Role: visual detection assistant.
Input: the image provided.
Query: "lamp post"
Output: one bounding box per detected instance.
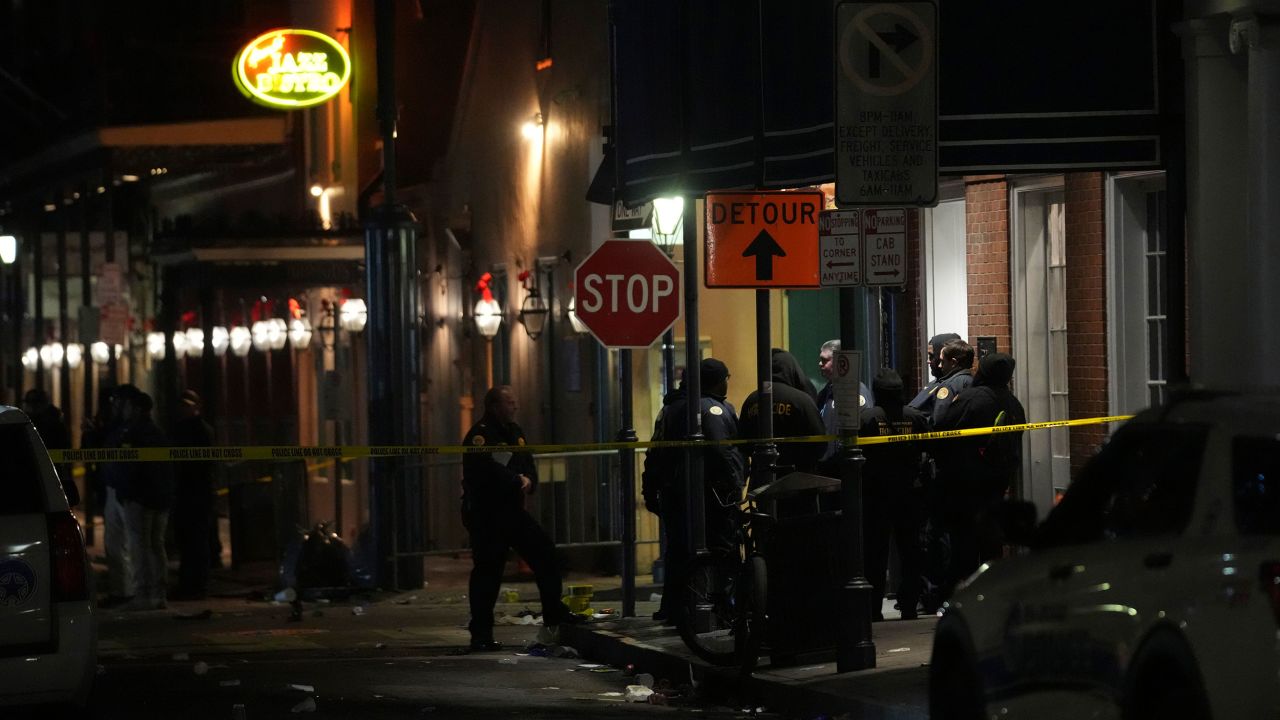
[1,233,16,402]
[473,290,502,388]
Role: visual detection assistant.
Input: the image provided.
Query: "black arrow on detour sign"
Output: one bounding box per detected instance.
[868,23,918,79]
[742,229,786,281]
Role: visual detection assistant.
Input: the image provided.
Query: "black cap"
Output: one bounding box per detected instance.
[927,333,961,354]
[700,358,729,388]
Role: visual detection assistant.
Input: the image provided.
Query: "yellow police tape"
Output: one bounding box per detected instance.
[48,414,1133,464]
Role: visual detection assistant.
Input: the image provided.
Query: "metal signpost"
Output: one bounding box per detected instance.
[573,239,682,618]
[835,1,939,207]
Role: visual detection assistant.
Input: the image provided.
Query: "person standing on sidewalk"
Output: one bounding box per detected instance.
[461,385,579,651]
[22,388,78,507]
[859,368,930,620]
[641,358,745,625]
[116,390,174,611]
[93,384,137,607]
[170,389,216,600]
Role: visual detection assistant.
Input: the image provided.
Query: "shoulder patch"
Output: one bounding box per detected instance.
[708,405,724,416]
[936,387,950,400]
[471,435,486,446]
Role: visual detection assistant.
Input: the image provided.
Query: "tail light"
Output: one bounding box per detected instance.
[47,512,89,602]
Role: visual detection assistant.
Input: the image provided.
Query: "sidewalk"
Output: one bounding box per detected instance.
[561,594,933,720]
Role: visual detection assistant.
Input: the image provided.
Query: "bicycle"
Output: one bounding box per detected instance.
[676,483,775,672]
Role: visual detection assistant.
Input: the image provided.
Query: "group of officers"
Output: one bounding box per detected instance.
[457,334,1026,649]
[639,333,1027,623]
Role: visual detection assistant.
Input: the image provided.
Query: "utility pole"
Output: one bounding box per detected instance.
[367,0,424,590]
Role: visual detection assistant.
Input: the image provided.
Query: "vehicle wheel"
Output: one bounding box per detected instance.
[735,554,767,673]
[1122,630,1211,720]
[678,551,743,666]
[928,627,984,720]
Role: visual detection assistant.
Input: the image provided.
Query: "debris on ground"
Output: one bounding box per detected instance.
[274,588,298,603]
[351,606,366,616]
[625,685,654,702]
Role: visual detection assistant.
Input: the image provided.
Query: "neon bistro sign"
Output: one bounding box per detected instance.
[234,29,351,109]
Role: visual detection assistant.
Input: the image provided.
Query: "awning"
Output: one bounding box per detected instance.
[606,0,1169,205]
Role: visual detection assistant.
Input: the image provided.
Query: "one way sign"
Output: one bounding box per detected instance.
[705,191,823,288]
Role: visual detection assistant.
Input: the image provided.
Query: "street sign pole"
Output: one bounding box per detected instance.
[618,348,637,618]
[683,194,706,555]
[752,288,777,520]
[837,289,876,672]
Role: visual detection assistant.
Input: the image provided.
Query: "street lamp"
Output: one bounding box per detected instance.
[185,327,205,357]
[65,343,83,370]
[518,286,549,340]
[229,325,252,357]
[339,298,367,333]
[146,331,167,360]
[211,326,230,357]
[0,234,16,265]
[652,196,684,249]
[288,317,313,348]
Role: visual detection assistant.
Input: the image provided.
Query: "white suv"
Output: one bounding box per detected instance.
[930,392,1280,720]
[0,405,96,709]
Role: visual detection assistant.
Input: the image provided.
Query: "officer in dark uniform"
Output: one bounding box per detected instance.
[908,334,974,612]
[641,358,745,624]
[461,385,576,651]
[859,368,930,621]
[739,349,827,474]
[934,352,1026,601]
[908,333,974,425]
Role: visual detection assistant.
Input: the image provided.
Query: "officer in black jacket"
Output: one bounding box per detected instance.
[461,385,576,651]
[859,368,931,620]
[934,352,1027,600]
[739,349,827,474]
[641,358,745,624]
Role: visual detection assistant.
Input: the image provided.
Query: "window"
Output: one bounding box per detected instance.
[1036,422,1208,547]
[1233,436,1280,535]
[0,425,45,515]
[1144,190,1168,406]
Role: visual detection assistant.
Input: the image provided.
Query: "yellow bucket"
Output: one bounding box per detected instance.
[562,584,593,615]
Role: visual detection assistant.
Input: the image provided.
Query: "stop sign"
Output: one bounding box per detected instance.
[574,240,681,348]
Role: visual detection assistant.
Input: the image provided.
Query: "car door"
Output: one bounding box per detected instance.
[999,421,1209,704]
[0,420,55,654]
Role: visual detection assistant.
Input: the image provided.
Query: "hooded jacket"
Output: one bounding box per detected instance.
[935,352,1027,497]
[739,349,826,474]
[858,369,931,489]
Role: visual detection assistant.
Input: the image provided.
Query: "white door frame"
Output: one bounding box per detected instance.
[1106,170,1167,417]
[1010,175,1067,512]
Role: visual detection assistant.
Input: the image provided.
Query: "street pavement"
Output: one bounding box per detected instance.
[66,553,932,719]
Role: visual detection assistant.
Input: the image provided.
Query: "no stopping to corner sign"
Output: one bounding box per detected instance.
[573,239,681,349]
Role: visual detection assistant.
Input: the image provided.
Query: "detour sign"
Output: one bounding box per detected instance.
[704,191,823,288]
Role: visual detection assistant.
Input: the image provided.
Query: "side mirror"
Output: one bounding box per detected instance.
[996,500,1038,547]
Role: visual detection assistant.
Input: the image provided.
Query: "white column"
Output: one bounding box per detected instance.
[1234,16,1280,388]
[1180,16,1249,388]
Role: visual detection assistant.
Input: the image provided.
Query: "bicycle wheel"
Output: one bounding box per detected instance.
[735,553,768,672]
[678,551,743,666]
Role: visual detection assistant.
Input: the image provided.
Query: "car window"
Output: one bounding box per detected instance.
[0,424,45,515]
[1233,436,1280,535]
[1036,423,1209,547]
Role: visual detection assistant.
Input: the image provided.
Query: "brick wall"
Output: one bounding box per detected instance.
[1064,172,1108,474]
[965,176,1012,351]
[903,207,923,390]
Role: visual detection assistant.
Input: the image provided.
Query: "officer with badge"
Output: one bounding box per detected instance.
[461,385,578,651]
[908,332,975,425]
[641,358,745,624]
[908,334,975,613]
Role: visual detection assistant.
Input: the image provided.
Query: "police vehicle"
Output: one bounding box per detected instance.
[0,405,96,709]
[930,392,1280,720]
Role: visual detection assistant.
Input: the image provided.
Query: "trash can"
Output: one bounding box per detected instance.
[748,471,844,667]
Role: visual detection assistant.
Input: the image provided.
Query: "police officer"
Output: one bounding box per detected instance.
[908,334,974,612]
[641,358,745,624]
[816,339,874,470]
[934,352,1026,601]
[908,334,974,426]
[461,385,577,651]
[740,349,827,474]
[859,368,930,621]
